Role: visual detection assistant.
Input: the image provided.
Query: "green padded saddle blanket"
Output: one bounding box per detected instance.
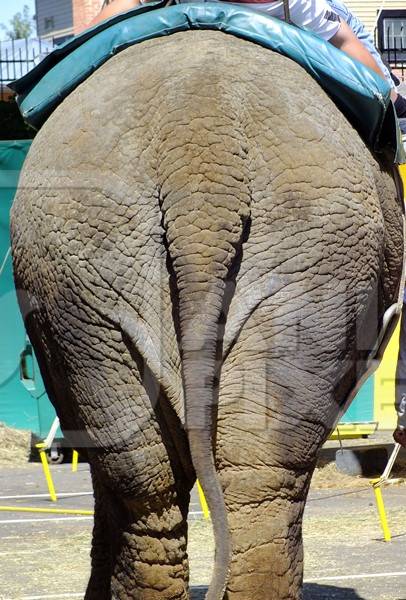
[9,1,405,163]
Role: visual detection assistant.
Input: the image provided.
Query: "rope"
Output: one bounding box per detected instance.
[0,246,11,279]
[336,427,344,454]
[307,486,373,502]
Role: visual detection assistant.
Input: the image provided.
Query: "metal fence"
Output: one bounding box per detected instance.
[385,43,406,82]
[376,26,406,83]
[0,37,53,101]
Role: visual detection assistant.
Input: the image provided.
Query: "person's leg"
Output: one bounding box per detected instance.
[322,0,406,122]
[326,0,394,88]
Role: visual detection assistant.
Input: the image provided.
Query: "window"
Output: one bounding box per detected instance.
[44,17,55,31]
[377,10,406,65]
[382,16,406,51]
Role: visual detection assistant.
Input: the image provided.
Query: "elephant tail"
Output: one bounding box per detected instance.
[160,183,251,599]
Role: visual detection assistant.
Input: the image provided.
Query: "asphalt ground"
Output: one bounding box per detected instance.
[0,462,406,599]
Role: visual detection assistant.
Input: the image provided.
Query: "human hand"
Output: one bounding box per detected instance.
[393,428,406,447]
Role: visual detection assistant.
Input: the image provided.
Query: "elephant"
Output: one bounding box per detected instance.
[10,30,404,600]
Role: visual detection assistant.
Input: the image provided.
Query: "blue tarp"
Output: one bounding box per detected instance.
[9,2,404,162]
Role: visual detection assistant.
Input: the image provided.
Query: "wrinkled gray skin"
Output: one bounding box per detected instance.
[11,31,404,600]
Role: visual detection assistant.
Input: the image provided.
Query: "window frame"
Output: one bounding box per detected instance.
[377,9,406,53]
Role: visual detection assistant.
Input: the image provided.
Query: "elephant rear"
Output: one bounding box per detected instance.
[11,30,403,600]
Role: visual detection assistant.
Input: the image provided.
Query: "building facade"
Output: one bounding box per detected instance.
[35,0,104,42]
[345,0,404,34]
[35,0,74,44]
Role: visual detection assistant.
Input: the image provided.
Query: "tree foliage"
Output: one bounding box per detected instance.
[1,5,34,40]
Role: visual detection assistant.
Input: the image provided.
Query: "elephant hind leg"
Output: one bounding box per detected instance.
[86,468,190,600]
[85,467,113,600]
[110,499,190,600]
[26,311,192,599]
[80,376,191,599]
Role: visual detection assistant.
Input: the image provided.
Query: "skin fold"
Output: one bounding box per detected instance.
[10,31,403,600]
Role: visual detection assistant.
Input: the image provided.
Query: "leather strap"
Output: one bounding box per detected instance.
[283,0,290,22]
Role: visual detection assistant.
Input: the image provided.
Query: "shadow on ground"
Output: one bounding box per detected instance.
[191,588,207,600]
[191,584,365,599]
[304,583,366,599]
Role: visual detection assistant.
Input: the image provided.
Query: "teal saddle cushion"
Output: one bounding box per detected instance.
[9,1,404,163]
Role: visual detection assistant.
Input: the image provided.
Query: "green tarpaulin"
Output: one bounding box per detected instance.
[0,141,58,436]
